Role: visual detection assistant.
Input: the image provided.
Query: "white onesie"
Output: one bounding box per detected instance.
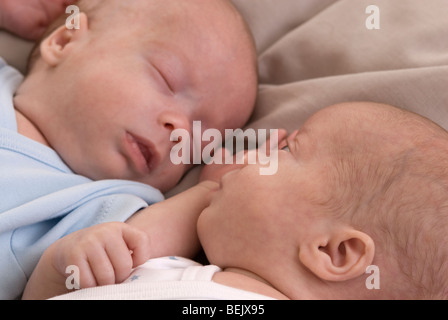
[52,257,275,300]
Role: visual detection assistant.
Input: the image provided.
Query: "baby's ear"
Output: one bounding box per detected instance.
[40,12,89,67]
[299,227,374,282]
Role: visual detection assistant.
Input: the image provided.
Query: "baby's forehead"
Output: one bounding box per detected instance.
[92,0,246,68]
[305,103,420,144]
[294,103,423,176]
[96,0,233,30]
[309,102,448,177]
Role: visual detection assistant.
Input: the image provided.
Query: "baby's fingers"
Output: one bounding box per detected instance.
[103,237,135,284]
[80,223,150,286]
[84,246,115,287]
[119,224,151,269]
[101,224,150,284]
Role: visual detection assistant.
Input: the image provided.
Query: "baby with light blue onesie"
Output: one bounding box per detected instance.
[0,59,164,299]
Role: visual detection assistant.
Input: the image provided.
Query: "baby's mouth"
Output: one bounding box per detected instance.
[125,132,160,173]
[137,141,153,170]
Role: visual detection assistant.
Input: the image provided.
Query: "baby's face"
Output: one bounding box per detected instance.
[198,102,402,280]
[36,0,256,193]
[198,121,330,272]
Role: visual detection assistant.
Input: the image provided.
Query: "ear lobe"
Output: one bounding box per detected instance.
[40,12,89,67]
[299,229,375,282]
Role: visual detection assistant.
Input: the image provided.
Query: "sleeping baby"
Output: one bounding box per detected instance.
[0,0,257,299]
[24,102,448,300]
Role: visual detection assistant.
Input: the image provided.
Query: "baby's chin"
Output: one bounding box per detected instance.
[136,169,189,193]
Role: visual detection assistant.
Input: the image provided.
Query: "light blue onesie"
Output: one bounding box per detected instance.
[0,59,164,299]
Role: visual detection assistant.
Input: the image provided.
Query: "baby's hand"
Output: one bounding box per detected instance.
[48,222,150,289]
[0,0,77,40]
[23,222,150,299]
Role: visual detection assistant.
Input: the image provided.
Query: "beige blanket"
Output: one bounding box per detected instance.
[1,0,447,195]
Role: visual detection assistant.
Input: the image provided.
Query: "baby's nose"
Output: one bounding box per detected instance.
[158,111,191,133]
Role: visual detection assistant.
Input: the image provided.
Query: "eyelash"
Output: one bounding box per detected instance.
[158,70,174,93]
[149,60,174,94]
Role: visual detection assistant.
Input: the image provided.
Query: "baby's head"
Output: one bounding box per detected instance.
[15,0,257,192]
[198,102,448,299]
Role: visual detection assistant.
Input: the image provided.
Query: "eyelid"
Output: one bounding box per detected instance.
[155,65,175,94]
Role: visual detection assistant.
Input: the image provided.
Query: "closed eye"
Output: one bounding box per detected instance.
[154,65,175,94]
